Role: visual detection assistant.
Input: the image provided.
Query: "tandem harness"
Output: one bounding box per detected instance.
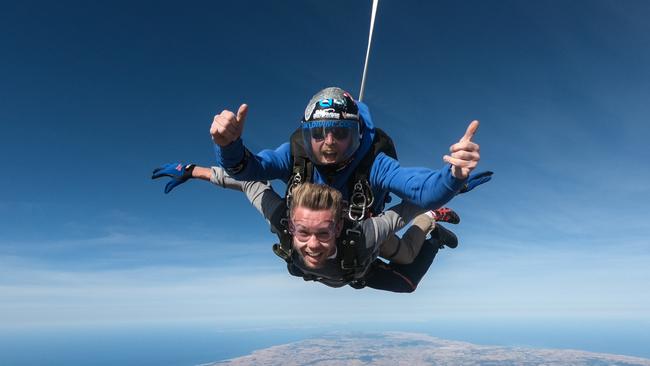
[271,127,397,286]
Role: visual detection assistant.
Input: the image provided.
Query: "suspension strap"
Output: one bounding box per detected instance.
[339,219,364,274]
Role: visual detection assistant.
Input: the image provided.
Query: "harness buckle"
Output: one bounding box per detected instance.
[286,172,303,208]
[340,229,362,271]
[348,181,368,221]
[272,243,292,261]
[340,259,359,271]
[280,217,289,228]
[345,228,361,237]
[272,218,293,262]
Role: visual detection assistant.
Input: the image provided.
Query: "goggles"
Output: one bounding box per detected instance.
[303,120,357,141]
[289,220,337,243]
[301,120,361,164]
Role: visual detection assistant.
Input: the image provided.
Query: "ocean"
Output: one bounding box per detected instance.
[1,318,648,366]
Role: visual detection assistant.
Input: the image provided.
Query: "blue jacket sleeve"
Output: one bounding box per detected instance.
[370,153,466,210]
[214,138,292,182]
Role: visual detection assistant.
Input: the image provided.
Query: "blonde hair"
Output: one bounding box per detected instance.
[289,182,342,222]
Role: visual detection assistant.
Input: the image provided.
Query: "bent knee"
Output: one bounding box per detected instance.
[386,240,418,264]
[402,285,417,293]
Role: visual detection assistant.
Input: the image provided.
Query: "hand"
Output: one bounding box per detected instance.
[151,163,196,194]
[210,104,248,147]
[443,120,480,180]
[459,170,493,193]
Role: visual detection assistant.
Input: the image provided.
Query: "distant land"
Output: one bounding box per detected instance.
[205,331,650,366]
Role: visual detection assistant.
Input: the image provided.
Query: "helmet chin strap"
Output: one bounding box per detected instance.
[316,157,354,175]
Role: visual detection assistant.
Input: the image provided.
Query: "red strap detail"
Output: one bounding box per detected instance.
[391,270,416,291]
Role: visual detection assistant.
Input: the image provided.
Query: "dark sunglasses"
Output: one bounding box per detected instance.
[310,126,351,141]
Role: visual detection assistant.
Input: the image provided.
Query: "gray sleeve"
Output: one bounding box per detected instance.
[210,166,285,224]
[362,201,426,249]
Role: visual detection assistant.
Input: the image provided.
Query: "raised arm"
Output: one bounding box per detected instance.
[371,121,483,210]
[214,140,292,182]
[210,103,292,182]
[371,155,463,211]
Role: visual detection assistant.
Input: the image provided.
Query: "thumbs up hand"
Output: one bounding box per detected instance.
[443,120,481,180]
[210,103,248,147]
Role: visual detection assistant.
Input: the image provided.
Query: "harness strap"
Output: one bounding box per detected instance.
[272,214,293,263]
[347,128,397,220]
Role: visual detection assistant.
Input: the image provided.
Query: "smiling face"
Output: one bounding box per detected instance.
[310,129,354,165]
[287,183,344,269]
[290,206,340,269]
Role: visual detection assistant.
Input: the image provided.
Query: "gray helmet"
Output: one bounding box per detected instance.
[303,87,360,123]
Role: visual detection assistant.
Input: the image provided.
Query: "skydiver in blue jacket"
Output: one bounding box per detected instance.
[210,87,484,215]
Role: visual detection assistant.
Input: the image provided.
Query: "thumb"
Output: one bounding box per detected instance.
[237,104,248,126]
[460,120,479,142]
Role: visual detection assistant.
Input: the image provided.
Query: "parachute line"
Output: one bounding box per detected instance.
[359,0,379,102]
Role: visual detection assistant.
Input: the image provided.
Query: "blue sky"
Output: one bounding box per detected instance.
[1,0,649,330]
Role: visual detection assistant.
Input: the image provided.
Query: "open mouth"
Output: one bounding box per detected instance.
[322,151,337,161]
